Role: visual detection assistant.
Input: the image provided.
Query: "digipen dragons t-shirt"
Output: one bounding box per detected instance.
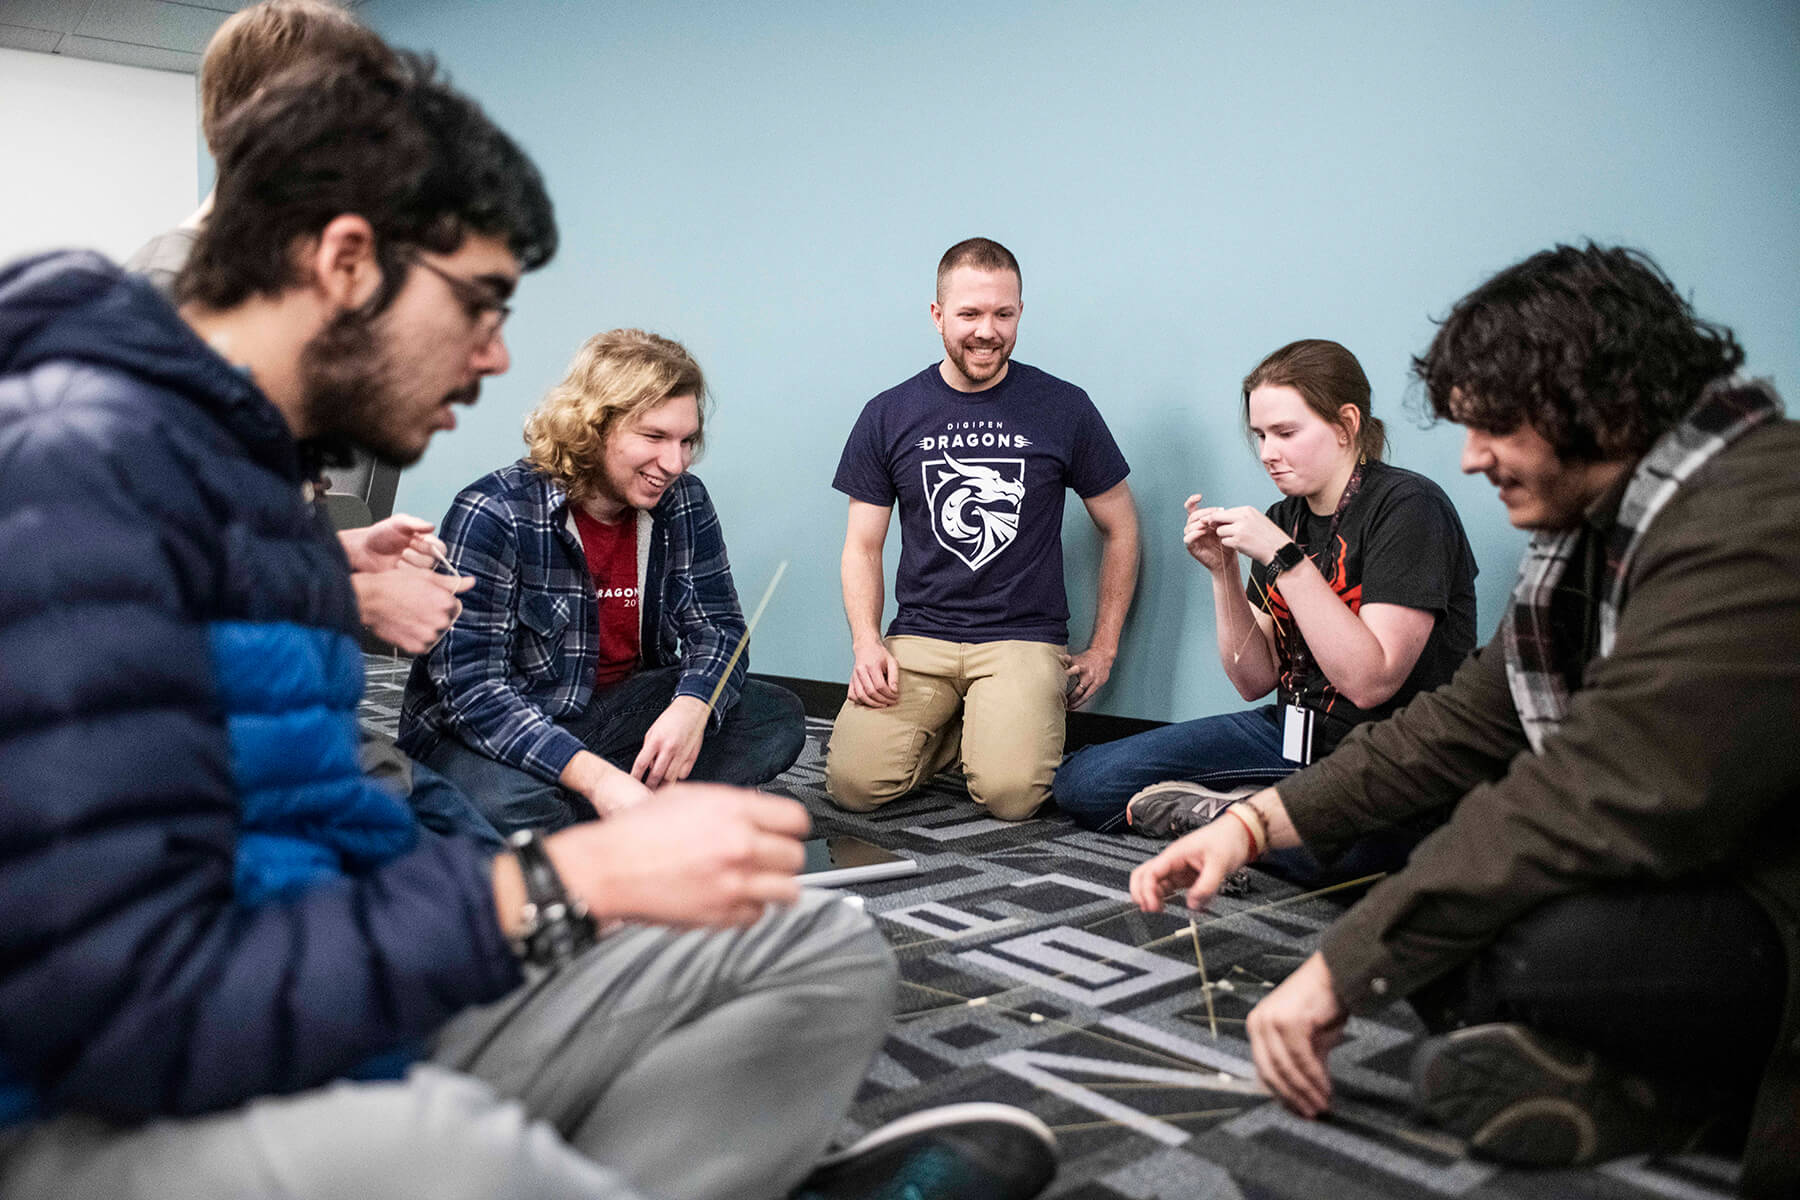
[833,361,1129,644]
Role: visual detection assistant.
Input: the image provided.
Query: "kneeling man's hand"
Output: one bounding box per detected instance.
[1245,952,1346,1119]
[632,695,709,788]
[1060,645,1115,710]
[545,784,811,928]
[848,638,900,708]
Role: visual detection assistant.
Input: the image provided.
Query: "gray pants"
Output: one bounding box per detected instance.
[0,892,896,1200]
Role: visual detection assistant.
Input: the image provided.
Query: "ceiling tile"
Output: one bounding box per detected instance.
[0,0,83,34]
[0,22,61,50]
[77,0,226,54]
[57,31,199,71]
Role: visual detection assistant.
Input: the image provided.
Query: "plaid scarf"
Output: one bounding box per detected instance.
[1503,376,1783,753]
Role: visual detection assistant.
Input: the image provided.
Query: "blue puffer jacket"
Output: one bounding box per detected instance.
[0,251,521,1124]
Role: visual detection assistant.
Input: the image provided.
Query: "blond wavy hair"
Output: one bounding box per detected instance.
[524,329,708,503]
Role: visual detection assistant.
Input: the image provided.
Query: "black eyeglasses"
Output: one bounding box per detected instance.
[408,254,512,340]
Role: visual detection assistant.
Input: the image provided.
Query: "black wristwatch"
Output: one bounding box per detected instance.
[1266,540,1306,580]
[507,828,598,967]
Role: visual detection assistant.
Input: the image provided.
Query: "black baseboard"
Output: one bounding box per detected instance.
[750,674,849,720]
[748,673,1166,752]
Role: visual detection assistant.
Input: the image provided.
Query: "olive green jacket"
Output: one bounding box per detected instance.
[1278,417,1800,1198]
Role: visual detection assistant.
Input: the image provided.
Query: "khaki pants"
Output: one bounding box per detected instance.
[825,636,1066,821]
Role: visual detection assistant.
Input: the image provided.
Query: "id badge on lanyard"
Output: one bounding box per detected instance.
[1275,460,1364,767]
[1281,703,1314,764]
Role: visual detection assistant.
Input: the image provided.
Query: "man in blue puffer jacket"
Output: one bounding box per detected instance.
[0,48,1056,1200]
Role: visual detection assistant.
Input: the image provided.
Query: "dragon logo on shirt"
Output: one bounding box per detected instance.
[923,454,1026,571]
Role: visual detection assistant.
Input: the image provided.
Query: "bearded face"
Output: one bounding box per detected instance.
[299,305,411,466]
[296,250,496,467]
[932,266,1021,393]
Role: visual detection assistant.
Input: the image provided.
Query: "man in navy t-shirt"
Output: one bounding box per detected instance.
[827,238,1140,820]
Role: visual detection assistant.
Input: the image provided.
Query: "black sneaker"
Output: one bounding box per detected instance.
[791,1102,1056,1200]
[1124,780,1258,838]
[1411,1023,1707,1167]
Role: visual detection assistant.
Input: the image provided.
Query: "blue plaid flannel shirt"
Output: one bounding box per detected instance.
[398,462,747,784]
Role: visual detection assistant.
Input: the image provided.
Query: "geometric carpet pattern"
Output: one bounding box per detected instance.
[359,660,1739,1199]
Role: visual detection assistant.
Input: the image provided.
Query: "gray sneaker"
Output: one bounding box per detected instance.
[1411,1023,1707,1167]
[1124,780,1260,838]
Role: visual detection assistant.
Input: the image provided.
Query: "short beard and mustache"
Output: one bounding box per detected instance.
[948,339,1010,384]
[297,306,473,468]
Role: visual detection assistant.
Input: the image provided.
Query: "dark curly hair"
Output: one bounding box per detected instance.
[179,49,556,312]
[1413,243,1743,461]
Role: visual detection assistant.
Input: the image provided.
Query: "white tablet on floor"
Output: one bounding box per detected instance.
[800,835,918,888]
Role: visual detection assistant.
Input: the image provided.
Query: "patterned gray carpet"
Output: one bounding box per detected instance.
[360,659,1740,1199]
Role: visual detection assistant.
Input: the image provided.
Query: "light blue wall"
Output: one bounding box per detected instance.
[362,0,1800,722]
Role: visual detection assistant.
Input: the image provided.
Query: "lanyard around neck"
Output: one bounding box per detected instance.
[1278,458,1368,698]
[1290,458,1367,550]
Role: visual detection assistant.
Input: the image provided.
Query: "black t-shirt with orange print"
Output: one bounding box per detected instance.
[1246,461,1479,756]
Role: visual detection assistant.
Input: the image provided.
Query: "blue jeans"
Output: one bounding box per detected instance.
[1053,706,1294,833]
[418,668,807,836]
[1052,705,1427,886]
[406,760,507,850]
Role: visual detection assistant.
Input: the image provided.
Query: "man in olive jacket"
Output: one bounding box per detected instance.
[1131,244,1799,1198]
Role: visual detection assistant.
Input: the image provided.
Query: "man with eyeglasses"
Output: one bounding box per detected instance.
[128,0,472,661]
[410,252,514,334]
[0,46,1058,1200]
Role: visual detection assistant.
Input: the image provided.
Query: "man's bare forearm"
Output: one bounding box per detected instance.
[841,544,887,647]
[1087,515,1138,655]
[1247,785,1303,850]
[1081,482,1140,655]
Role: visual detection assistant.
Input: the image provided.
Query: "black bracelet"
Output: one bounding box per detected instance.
[508,829,598,968]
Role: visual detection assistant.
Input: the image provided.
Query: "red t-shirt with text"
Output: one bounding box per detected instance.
[572,507,640,688]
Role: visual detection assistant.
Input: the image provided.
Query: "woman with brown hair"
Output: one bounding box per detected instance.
[1053,339,1477,881]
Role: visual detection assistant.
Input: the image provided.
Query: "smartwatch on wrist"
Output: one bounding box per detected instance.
[1266,540,1305,580]
[507,828,598,968]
